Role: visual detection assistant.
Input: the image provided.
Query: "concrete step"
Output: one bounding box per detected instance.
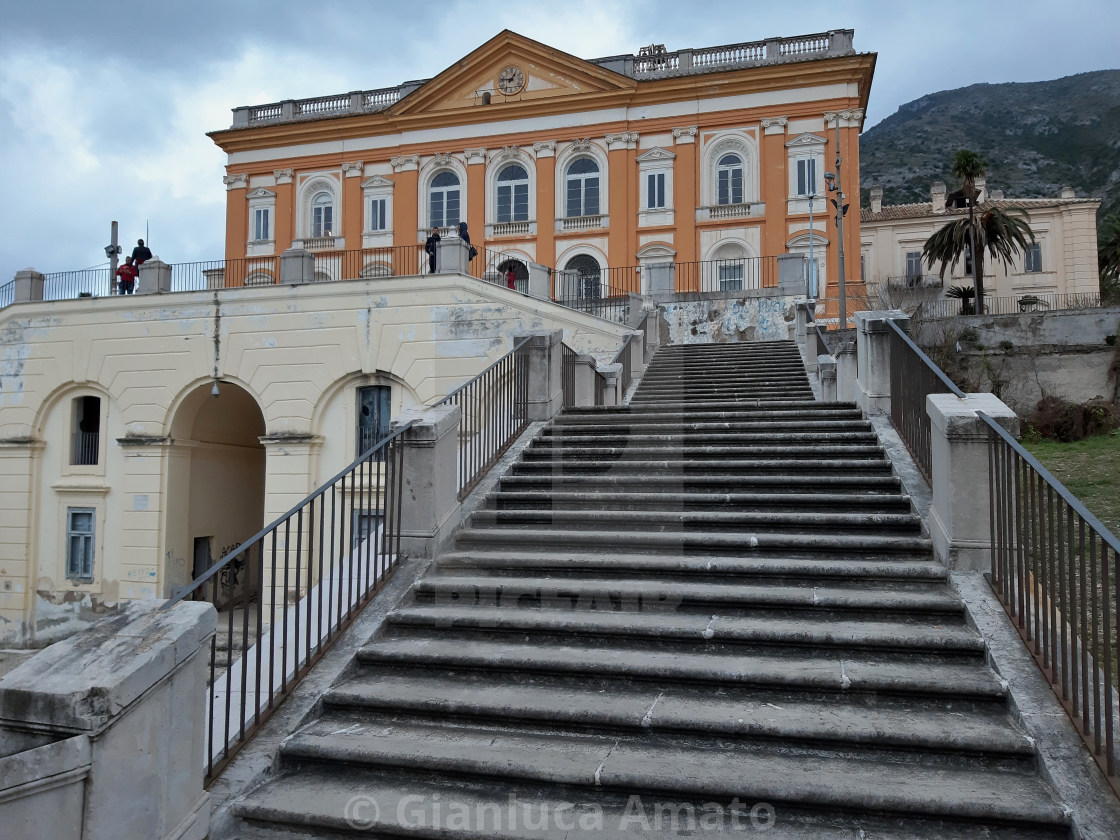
[453,527,932,556]
[521,444,887,459]
[487,490,913,512]
[434,549,949,585]
[321,673,1032,759]
[384,606,982,657]
[496,472,903,492]
[466,509,923,535]
[506,458,896,477]
[235,765,1069,839]
[267,719,1067,829]
[410,576,963,616]
[537,430,880,444]
[355,638,1001,699]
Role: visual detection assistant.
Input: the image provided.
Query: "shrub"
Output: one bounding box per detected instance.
[999,340,1014,351]
[960,328,980,343]
[1027,396,1120,442]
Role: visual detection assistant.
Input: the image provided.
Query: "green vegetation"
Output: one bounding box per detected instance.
[1099,212,1120,305]
[1024,432,1120,540]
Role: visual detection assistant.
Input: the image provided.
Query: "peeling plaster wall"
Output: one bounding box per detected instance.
[0,275,631,645]
[659,293,797,346]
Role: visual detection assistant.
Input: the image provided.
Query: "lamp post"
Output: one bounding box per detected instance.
[824,119,850,328]
[807,191,817,301]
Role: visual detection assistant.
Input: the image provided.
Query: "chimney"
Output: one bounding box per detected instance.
[870,185,883,214]
[974,176,987,203]
[931,181,946,215]
[989,188,1004,201]
[1060,186,1076,199]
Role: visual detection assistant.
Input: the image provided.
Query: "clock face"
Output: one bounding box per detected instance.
[498,66,524,95]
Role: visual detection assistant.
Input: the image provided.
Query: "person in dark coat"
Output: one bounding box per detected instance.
[424,227,440,274]
[458,221,477,260]
[131,238,152,267]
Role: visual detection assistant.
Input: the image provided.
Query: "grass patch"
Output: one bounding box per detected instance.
[1024,432,1120,540]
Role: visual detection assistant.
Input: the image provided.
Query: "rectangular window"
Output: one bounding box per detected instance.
[253,208,270,241]
[351,510,384,552]
[717,170,743,205]
[498,183,529,223]
[905,251,922,284]
[369,198,387,231]
[1025,242,1042,273]
[72,396,100,465]
[718,262,744,291]
[357,385,391,460]
[67,508,95,581]
[796,158,817,196]
[646,172,666,209]
[312,205,333,238]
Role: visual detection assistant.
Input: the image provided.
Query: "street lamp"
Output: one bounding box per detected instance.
[807,192,817,301]
[824,166,850,328]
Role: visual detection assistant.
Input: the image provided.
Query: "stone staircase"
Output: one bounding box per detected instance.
[233,340,1070,838]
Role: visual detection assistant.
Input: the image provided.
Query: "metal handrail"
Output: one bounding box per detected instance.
[886,318,965,397]
[434,336,531,409]
[979,410,1119,786]
[163,423,412,785]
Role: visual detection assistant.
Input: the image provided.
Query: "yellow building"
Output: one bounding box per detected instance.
[212,29,874,297]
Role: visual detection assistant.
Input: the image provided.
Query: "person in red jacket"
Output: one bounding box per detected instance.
[116,256,138,295]
[506,266,516,290]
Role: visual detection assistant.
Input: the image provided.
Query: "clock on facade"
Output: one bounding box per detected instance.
[497,66,524,95]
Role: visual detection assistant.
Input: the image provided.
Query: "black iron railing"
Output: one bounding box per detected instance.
[918,291,1103,320]
[562,343,577,409]
[552,266,639,324]
[674,256,779,294]
[814,323,829,359]
[41,268,112,299]
[981,411,1120,791]
[614,334,633,396]
[0,281,13,308]
[71,431,99,466]
[435,337,531,499]
[886,318,965,481]
[163,426,409,785]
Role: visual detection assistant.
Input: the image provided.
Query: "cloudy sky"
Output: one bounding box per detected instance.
[1,0,1115,282]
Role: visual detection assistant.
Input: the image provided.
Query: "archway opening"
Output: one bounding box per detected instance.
[165,382,266,606]
[497,258,528,294]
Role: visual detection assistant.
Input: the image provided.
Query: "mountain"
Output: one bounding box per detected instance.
[858,70,1120,224]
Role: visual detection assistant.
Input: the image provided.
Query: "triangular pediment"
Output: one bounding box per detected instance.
[247,187,276,199]
[361,175,393,189]
[785,132,827,148]
[392,30,636,116]
[636,147,676,162]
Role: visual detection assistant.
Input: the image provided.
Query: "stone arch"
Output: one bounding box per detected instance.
[700,131,760,207]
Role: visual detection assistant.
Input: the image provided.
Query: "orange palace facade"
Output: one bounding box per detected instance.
[210,29,874,298]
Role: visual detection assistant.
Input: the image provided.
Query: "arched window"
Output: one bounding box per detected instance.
[717,154,744,205]
[564,254,601,300]
[311,191,334,237]
[429,171,461,229]
[496,164,529,223]
[565,158,600,218]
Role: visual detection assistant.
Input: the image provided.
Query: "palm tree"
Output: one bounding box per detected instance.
[1099,212,1120,305]
[923,151,1035,312]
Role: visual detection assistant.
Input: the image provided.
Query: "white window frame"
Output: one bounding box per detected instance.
[311,192,334,238]
[246,187,276,256]
[716,154,744,205]
[564,158,601,218]
[637,147,675,228]
[1024,241,1043,273]
[415,155,468,239]
[553,140,609,225]
[485,151,538,237]
[66,507,96,582]
[785,133,827,216]
[496,163,530,223]
[295,174,343,248]
[361,175,394,247]
[698,131,760,217]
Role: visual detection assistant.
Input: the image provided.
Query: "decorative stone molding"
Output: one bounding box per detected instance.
[246,187,276,199]
[431,152,454,167]
[785,132,827,148]
[361,175,393,189]
[489,145,521,163]
[341,161,364,177]
[761,116,788,135]
[223,173,249,190]
[635,147,676,162]
[390,155,419,172]
[672,126,698,144]
[824,109,865,128]
[273,169,293,184]
[605,132,639,151]
[569,138,595,153]
[464,147,488,165]
[533,140,557,158]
